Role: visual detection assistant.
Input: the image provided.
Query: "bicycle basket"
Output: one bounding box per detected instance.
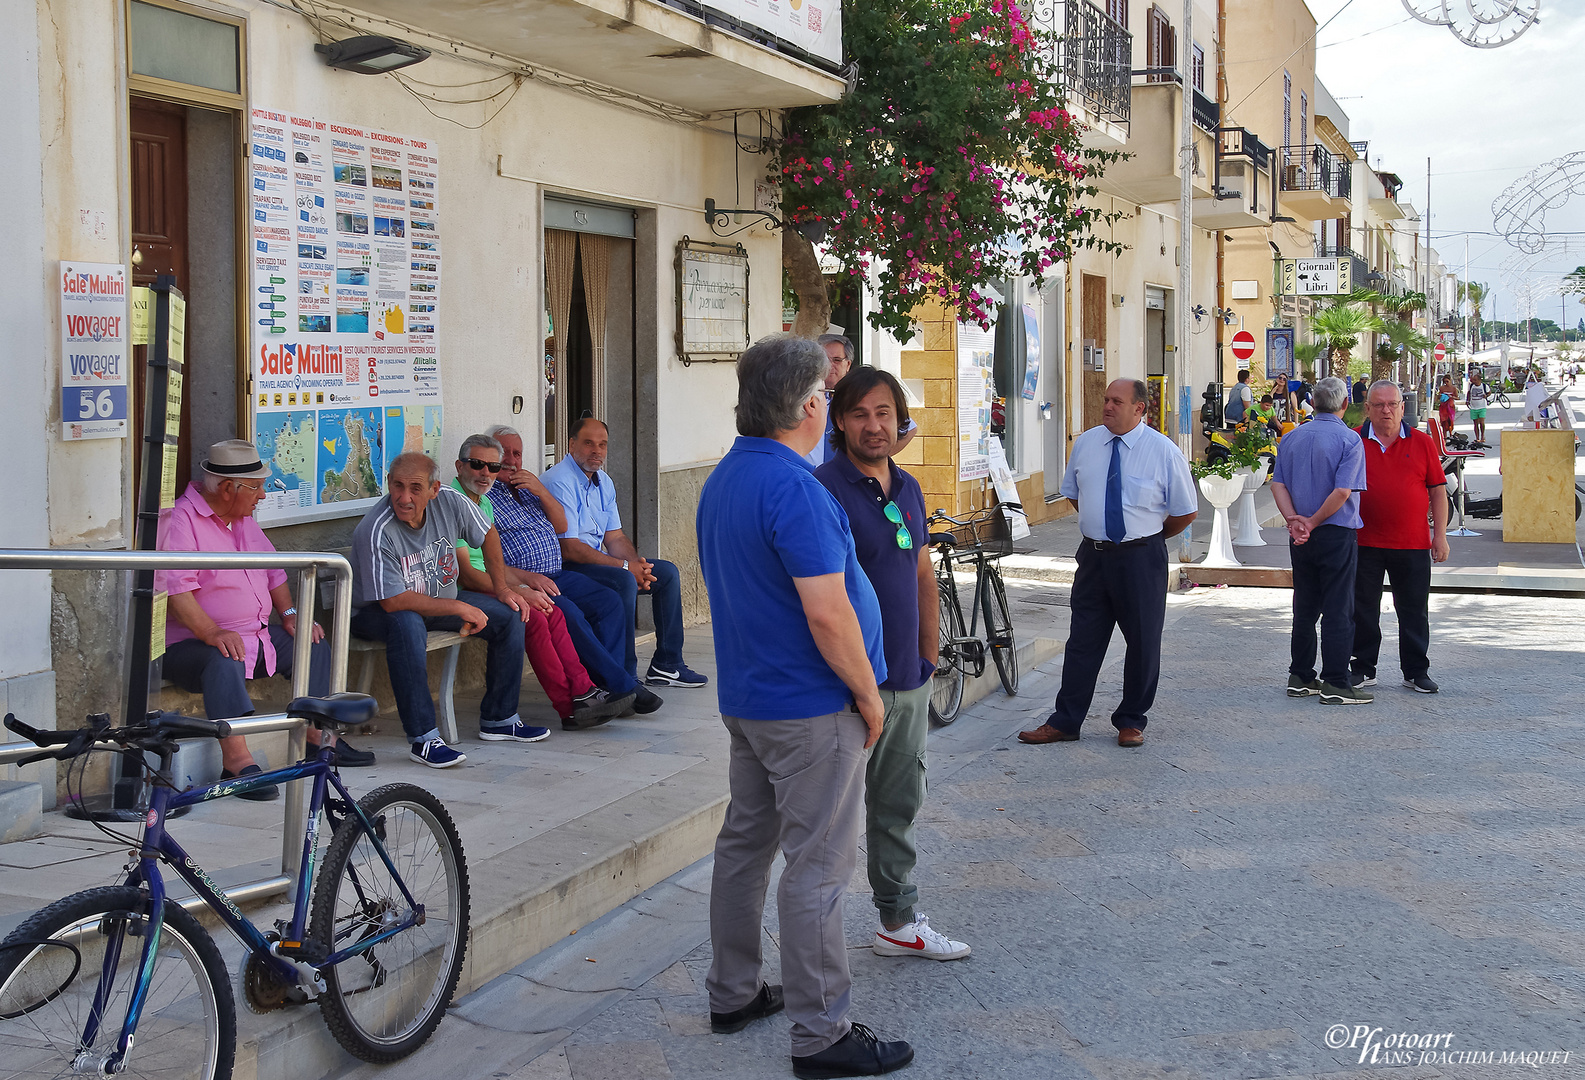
[948,507,1015,558]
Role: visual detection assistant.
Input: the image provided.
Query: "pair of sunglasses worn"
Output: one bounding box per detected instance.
[463,458,503,473]
[883,501,912,550]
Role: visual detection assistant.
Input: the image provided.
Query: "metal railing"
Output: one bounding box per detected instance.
[1031,0,1132,126]
[1280,144,1351,200]
[1129,68,1219,132]
[1191,87,1220,132]
[0,549,354,908]
[1218,126,1272,172]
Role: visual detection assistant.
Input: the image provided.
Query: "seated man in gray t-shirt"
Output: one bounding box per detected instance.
[350,451,539,768]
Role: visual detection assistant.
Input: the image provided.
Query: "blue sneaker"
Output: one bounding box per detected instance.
[410,738,466,769]
[479,720,551,743]
[645,661,708,688]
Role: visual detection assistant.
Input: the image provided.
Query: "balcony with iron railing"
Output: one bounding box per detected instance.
[1314,243,1372,292]
[1028,0,1133,136]
[1192,125,1274,230]
[1278,143,1352,219]
[1093,65,1217,204]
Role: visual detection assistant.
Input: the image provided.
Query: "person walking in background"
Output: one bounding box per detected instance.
[698,335,912,1078]
[1272,376,1370,706]
[1465,371,1490,444]
[1436,374,1458,434]
[1019,379,1197,750]
[1351,381,1450,695]
[816,367,970,964]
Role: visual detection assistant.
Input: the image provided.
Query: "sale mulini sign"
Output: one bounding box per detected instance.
[60,262,130,442]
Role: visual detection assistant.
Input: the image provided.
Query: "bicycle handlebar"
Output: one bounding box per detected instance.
[3,711,232,765]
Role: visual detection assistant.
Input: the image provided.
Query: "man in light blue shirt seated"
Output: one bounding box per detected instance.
[543,419,706,689]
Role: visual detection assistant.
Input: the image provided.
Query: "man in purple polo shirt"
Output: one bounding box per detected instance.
[1272,376,1371,705]
[816,367,969,964]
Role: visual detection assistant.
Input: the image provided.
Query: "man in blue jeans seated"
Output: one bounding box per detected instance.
[544,418,707,690]
[350,451,542,768]
[484,425,662,716]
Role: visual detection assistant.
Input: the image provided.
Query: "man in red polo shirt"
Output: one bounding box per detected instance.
[1350,381,1450,694]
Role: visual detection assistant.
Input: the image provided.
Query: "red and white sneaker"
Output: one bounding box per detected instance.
[873,914,971,961]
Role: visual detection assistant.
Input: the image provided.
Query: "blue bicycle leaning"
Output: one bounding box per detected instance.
[0,693,469,1080]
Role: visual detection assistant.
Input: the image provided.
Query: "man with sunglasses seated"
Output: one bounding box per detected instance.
[814,368,970,964]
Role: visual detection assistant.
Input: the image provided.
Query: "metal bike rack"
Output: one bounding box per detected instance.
[0,548,354,906]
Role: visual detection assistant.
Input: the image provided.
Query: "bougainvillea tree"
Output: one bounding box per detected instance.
[777,0,1124,341]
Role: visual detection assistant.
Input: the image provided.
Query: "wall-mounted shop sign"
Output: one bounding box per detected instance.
[676,238,750,365]
[1279,256,1353,296]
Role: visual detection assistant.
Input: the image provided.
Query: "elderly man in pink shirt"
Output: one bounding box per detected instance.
[160,440,373,801]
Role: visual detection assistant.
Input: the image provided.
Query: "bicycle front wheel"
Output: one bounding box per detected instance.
[0,885,234,1080]
[981,569,1020,696]
[311,783,469,1064]
[929,580,967,725]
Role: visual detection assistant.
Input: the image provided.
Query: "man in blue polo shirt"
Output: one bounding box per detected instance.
[544,419,706,691]
[816,367,970,965]
[1272,375,1370,705]
[698,336,913,1079]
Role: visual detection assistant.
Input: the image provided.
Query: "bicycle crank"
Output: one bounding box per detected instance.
[241,951,313,1013]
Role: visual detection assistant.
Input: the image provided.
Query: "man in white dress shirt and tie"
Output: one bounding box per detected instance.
[1020,379,1197,748]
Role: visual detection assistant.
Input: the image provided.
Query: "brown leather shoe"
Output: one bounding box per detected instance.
[1018,724,1079,744]
[1117,727,1144,748]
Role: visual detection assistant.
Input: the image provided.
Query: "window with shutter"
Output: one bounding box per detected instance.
[1106,0,1128,28]
[1192,43,1205,91]
[1283,70,1292,147]
[1146,6,1175,83]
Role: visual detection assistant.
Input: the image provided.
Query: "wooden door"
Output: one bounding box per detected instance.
[1146,5,1176,82]
[1081,274,1108,432]
[130,100,193,488]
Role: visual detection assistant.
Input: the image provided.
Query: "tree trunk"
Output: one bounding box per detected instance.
[782,228,830,339]
[1370,350,1391,383]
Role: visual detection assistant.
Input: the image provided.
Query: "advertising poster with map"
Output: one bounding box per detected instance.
[249,108,443,524]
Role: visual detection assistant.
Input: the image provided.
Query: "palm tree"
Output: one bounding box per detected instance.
[1378,320,1433,383]
[1456,281,1488,350]
[1371,291,1429,380]
[1310,302,1386,379]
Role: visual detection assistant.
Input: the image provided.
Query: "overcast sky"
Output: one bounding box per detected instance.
[1309,0,1585,326]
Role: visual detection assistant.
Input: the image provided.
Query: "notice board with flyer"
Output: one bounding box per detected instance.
[957,319,995,481]
[248,108,444,525]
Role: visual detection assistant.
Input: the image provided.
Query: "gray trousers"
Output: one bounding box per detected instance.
[867,684,930,927]
[707,710,869,1057]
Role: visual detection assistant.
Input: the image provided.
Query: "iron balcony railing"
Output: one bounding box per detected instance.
[1030,0,1132,126]
[1130,67,1219,132]
[1280,144,1352,200]
[1218,126,1273,172]
[1313,244,1371,290]
[1211,125,1275,215]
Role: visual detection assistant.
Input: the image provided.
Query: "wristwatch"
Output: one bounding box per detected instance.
[282,607,297,617]
[621,560,629,571]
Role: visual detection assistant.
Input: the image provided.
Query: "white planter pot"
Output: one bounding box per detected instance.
[1233,462,1271,547]
[1198,473,1243,567]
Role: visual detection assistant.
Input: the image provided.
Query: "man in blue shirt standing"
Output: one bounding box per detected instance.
[1020,379,1198,748]
[544,419,707,691]
[1272,375,1371,704]
[699,336,913,1079]
[816,367,969,964]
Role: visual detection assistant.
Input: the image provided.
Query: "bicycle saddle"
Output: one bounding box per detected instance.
[929,532,957,548]
[288,692,378,729]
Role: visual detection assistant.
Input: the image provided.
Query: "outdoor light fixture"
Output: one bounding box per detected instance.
[703,198,828,243]
[315,35,430,75]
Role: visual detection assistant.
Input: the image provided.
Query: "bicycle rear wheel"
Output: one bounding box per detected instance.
[311,783,469,1064]
[981,568,1019,696]
[929,581,967,725]
[0,885,234,1080]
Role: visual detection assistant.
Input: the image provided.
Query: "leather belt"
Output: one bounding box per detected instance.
[1088,532,1161,551]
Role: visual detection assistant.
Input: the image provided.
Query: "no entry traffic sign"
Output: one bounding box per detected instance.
[1434,343,1447,362]
[1231,330,1256,361]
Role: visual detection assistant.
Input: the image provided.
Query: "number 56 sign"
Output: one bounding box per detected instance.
[60,261,130,440]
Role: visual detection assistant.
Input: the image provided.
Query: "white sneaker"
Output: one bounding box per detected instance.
[872,914,970,961]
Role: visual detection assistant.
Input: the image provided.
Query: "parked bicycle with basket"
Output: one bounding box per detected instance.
[926,507,1019,724]
[0,692,468,1080]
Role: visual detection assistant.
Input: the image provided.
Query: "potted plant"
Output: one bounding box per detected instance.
[1191,458,1243,566]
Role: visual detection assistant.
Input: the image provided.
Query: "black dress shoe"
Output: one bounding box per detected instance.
[792,1023,914,1079]
[219,764,280,802]
[710,983,784,1033]
[327,738,376,767]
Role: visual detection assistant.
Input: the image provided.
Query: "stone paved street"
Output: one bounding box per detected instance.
[344,584,1585,1080]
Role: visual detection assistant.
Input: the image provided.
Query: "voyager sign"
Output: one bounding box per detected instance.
[59,261,130,441]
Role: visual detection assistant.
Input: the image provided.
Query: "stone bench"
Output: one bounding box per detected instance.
[348,631,466,745]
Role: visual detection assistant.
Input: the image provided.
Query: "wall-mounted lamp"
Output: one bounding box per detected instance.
[703,198,827,243]
[315,35,431,75]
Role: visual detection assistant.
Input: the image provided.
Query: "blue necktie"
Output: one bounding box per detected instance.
[1105,435,1126,544]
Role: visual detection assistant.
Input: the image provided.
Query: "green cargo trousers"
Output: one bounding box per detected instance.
[866,683,931,927]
